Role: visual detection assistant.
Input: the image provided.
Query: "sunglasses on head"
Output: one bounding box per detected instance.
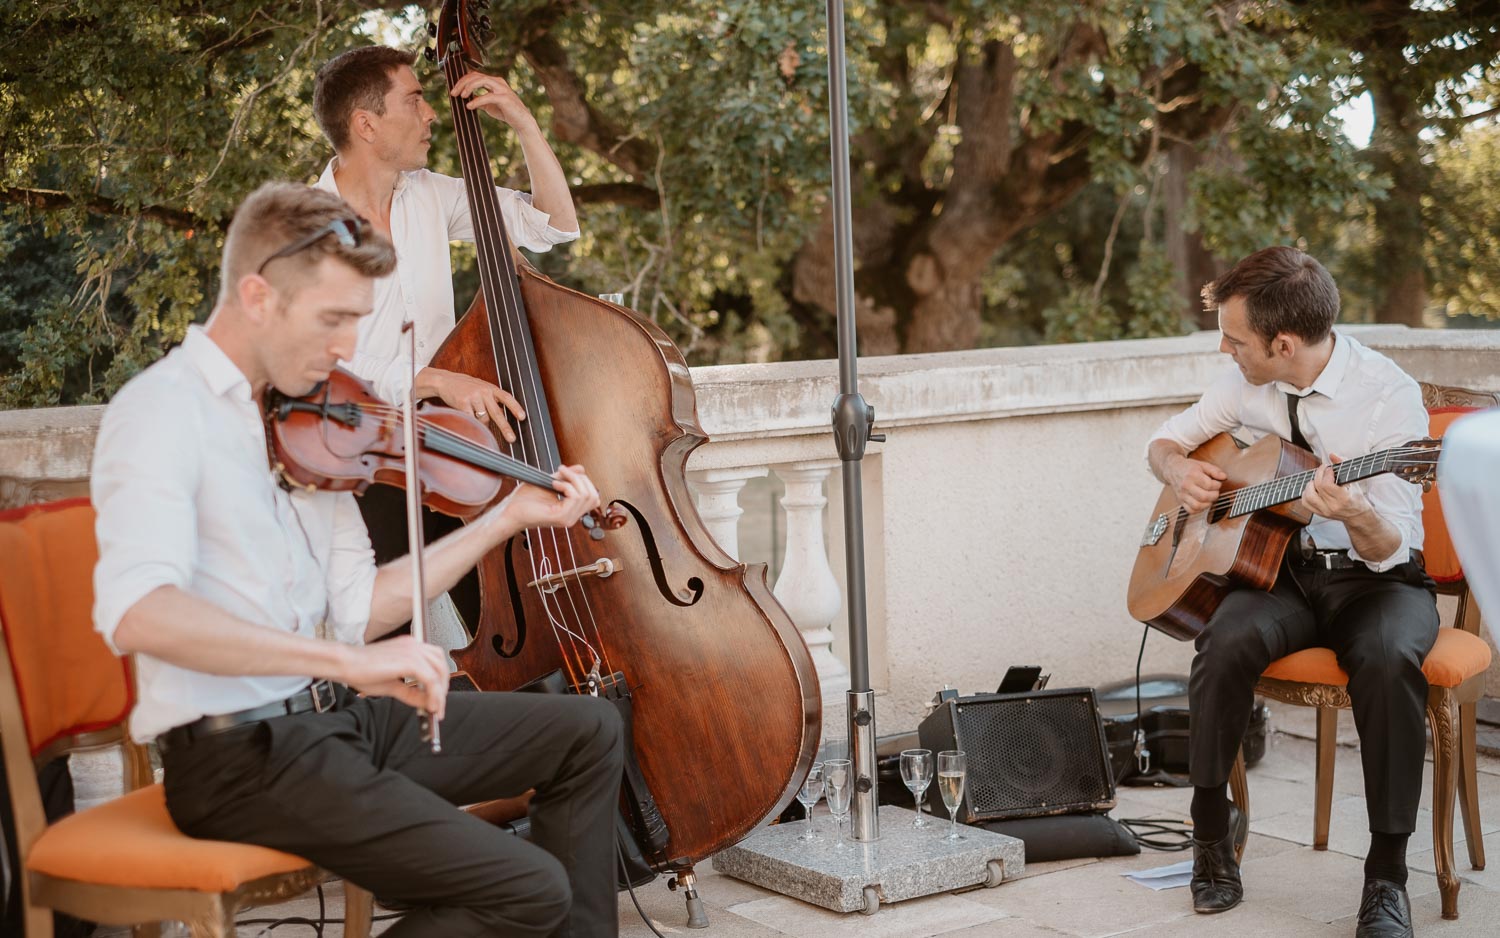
[257,217,366,276]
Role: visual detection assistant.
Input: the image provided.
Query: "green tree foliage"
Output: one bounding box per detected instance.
[1428,122,1500,322]
[0,1,1404,407]
[1285,0,1500,326]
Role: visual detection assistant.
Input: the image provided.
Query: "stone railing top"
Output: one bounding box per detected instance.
[687,326,1500,440]
[4,327,1497,474]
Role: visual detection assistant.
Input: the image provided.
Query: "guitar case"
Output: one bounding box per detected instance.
[1096,673,1270,786]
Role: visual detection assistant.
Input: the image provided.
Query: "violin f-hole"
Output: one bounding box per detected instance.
[490,534,529,658]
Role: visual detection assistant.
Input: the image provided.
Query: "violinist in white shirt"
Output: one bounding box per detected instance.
[92,182,621,938]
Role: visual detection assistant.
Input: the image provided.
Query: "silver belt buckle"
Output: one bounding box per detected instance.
[311,680,333,713]
[1322,552,1337,570]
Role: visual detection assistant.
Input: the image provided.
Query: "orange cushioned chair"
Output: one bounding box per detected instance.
[1227,383,1498,921]
[0,498,372,938]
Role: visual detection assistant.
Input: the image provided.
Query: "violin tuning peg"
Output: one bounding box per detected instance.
[427,22,437,38]
[423,45,436,63]
[481,14,492,31]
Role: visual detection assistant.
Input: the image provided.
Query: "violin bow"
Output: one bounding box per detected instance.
[401,320,441,753]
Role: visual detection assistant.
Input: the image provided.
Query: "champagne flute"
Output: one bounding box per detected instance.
[937,750,967,843]
[900,748,934,828]
[795,762,825,841]
[823,759,853,849]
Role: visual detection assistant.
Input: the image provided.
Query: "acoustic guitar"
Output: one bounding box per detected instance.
[1127,432,1440,640]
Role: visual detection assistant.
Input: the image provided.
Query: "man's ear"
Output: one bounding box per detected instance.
[350,108,378,146]
[1271,332,1299,359]
[237,273,275,325]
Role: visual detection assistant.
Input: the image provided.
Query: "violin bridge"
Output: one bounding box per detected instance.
[526,557,620,595]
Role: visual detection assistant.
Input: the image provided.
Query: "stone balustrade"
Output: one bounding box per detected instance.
[5,326,1499,736]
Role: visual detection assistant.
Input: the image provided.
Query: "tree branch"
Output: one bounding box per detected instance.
[572,182,660,209]
[521,32,658,179]
[0,187,215,232]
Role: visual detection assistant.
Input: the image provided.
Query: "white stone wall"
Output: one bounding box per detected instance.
[4,326,1497,735]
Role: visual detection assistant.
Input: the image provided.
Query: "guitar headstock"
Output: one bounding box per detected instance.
[1390,437,1441,486]
[434,0,493,67]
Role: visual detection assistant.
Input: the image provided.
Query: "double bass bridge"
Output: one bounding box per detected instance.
[527,557,621,594]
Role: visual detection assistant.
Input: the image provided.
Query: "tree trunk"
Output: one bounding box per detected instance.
[1163,141,1226,330]
[1368,72,1430,326]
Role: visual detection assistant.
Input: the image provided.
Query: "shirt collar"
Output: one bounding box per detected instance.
[1275,331,1351,400]
[316,156,410,199]
[181,326,253,401]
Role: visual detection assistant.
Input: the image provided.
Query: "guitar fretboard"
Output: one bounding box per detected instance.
[1227,449,1393,517]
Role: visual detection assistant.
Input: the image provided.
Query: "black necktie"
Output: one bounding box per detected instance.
[1285,392,1311,451]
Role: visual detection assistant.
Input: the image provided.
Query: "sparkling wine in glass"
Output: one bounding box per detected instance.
[795,762,825,841]
[900,748,934,828]
[823,759,853,849]
[937,750,968,843]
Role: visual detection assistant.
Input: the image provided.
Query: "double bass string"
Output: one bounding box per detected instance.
[443,54,591,688]
[443,53,614,689]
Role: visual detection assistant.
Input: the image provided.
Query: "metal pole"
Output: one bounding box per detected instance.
[825,0,883,843]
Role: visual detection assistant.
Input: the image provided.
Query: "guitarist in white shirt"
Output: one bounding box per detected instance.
[1145,246,1436,937]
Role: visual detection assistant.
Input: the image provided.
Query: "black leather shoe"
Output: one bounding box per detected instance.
[1356,879,1413,938]
[1191,805,1246,914]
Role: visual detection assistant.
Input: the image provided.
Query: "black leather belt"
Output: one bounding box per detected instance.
[157,680,341,755]
[1290,548,1424,571]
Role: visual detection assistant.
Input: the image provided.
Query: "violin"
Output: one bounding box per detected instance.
[261,366,625,536]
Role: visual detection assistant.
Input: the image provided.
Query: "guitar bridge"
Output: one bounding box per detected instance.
[1140,513,1169,547]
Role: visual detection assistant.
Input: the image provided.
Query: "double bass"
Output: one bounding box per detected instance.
[424,0,820,877]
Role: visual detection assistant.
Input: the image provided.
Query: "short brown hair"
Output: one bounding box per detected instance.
[220,182,395,302]
[313,46,417,151]
[1202,246,1339,344]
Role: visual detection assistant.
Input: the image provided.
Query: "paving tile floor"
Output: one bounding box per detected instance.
[87,715,1499,937]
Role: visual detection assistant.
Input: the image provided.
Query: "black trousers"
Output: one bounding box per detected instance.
[162,690,624,937]
[1188,555,1439,834]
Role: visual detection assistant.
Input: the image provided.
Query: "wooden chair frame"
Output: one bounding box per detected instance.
[1227,383,1496,921]
[0,500,373,938]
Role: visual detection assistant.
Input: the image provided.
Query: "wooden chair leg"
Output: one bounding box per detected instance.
[345,881,375,938]
[1428,690,1461,920]
[1458,700,1486,871]
[1313,706,1338,850]
[1228,747,1250,864]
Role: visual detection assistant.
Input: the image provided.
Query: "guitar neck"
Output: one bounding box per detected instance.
[1227,447,1397,517]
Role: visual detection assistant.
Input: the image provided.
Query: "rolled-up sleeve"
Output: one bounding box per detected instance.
[91,386,201,653]
[1145,367,1244,467]
[442,174,580,252]
[1347,381,1429,572]
[323,492,377,645]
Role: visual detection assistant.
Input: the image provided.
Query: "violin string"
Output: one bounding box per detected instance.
[445,55,610,687]
[355,402,560,489]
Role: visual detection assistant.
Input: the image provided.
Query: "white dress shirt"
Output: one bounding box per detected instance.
[314,159,580,404]
[1148,332,1429,571]
[1438,409,1500,622]
[92,327,377,742]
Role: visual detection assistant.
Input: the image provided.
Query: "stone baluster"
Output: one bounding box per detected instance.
[686,466,768,561]
[772,460,851,734]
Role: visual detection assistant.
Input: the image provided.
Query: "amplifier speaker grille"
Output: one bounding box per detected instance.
[917,687,1116,823]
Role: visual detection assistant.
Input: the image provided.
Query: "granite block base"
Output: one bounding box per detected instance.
[711,805,1025,914]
